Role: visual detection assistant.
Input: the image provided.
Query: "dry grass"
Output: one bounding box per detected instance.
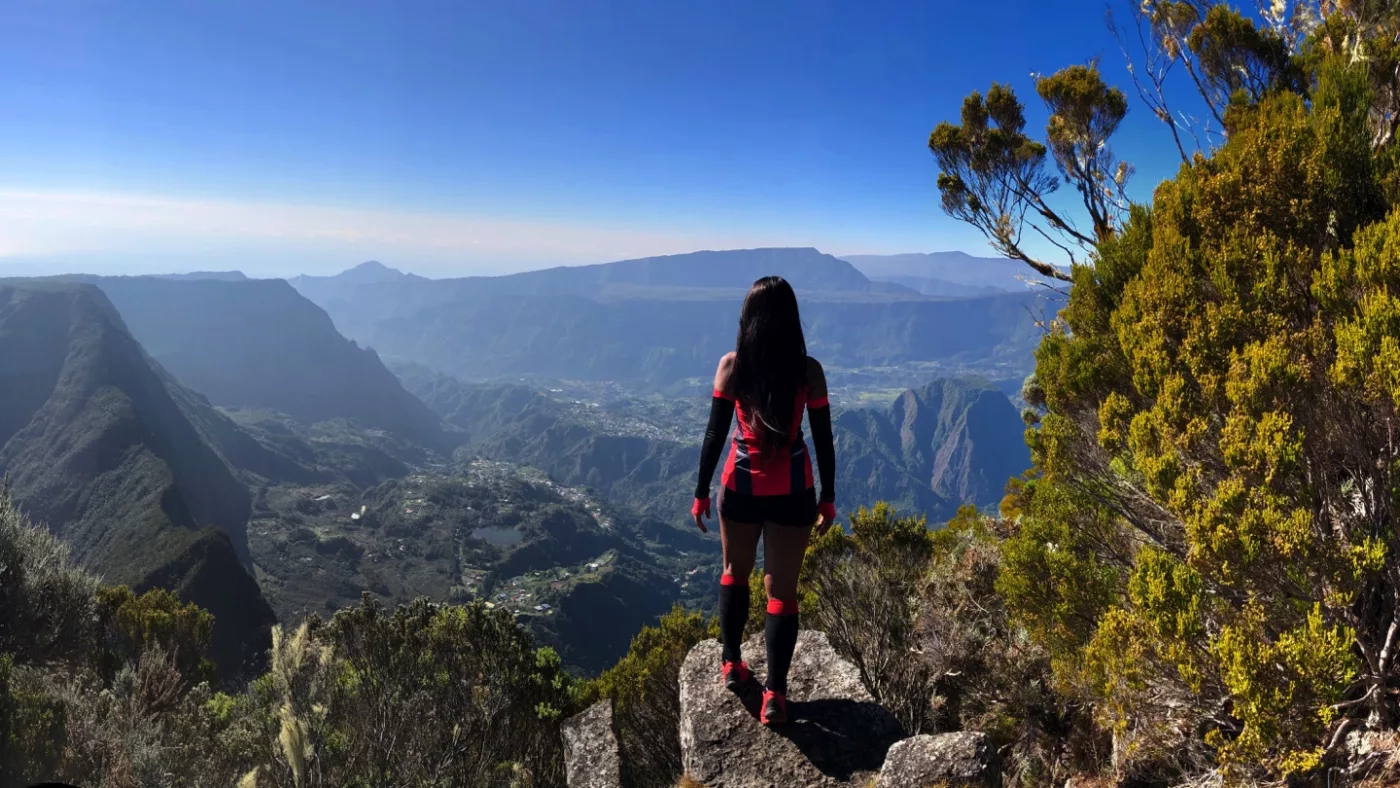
[1353,731,1400,787]
[674,776,706,788]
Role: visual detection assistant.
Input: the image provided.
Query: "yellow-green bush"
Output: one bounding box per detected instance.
[997,60,1400,780]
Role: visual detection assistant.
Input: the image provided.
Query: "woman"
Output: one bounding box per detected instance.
[691,276,837,726]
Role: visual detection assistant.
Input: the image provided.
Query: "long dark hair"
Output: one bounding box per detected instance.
[733,276,808,450]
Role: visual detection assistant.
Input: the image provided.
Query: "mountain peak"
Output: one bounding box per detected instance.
[336,260,406,283]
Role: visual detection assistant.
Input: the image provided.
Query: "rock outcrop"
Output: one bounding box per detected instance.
[678,630,906,787]
[875,732,1000,788]
[561,700,622,788]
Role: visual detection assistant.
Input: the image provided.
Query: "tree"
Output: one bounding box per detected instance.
[929,63,1132,280]
[997,58,1400,780]
[98,586,217,685]
[797,503,1099,783]
[938,2,1400,284]
[1112,1,1400,155]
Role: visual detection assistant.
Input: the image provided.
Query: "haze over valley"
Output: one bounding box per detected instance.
[0,246,1045,673]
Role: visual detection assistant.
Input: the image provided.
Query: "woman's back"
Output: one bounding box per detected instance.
[717,354,824,497]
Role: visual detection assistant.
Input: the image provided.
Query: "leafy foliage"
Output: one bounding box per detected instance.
[0,488,101,668]
[985,49,1400,781]
[245,597,576,788]
[800,504,941,733]
[798,503,1099,785]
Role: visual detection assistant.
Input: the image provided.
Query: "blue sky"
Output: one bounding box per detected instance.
[0,0,1190,277]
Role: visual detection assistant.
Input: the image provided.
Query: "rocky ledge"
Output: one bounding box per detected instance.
[560,629,999,788]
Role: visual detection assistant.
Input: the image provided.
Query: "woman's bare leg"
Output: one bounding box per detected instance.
[762,521,812,698]
[719,515,762,666]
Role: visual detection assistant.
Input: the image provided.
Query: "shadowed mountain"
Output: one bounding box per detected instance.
[836,378,1030,511]
[77,276,451,451]
[0,281,275,676]
[400,366,1029,523]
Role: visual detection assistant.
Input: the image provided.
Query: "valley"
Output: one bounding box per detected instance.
[0,247,1047,677]
[245,459,702,673]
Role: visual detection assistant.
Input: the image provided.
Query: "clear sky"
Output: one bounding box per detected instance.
[0,0,1189,277]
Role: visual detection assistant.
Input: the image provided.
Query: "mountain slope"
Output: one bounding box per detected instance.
[308,287,1055,388]
[0,281,275,676]
[294,248,907,302]
[475,247,908,295]
[841,251,1061,295]
[287,247,1036,387]
[836,378,1029,510]
[159,271,249,281]
[402,368,1028,523]
[326,260,408,285]
[83,276,450,450]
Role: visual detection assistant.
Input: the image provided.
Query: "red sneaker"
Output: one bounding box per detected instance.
[721,660,751,692]
[760,689,788,725]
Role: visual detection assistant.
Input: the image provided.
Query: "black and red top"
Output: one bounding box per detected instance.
[716,386,827,496]
[695,359,835,504]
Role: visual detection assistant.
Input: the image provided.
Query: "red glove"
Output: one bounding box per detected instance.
[817,500,836,532]
[692,497,711,518]
[692,496,712,533]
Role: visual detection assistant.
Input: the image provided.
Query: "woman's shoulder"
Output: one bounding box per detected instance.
[805,356,824,375]
[713,352,738,395]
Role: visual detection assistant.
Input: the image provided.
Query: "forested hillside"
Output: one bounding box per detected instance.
[0,281,275,676]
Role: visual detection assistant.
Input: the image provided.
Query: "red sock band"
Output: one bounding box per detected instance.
[720,572,748,587]
[767,598,798,615]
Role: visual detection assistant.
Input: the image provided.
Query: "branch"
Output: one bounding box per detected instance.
[1011,168,1099,248]
[1001,237,1075,282]
[1111,5,1191,163]
[1017,275,1072,298]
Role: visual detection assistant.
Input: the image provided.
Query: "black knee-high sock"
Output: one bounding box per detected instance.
[719,574,749,664]
[765,599,800,694]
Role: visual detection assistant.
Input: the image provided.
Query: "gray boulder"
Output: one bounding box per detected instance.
[875,732,1000,788]
[561,700,622,788]
[678,630,905,787]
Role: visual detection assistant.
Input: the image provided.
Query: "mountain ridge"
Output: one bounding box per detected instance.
[838,378,1029,509]
[398,366,1028,522]
[70,275,451,451]
[841,251,1062,296]
[288,247,1057,390]
[0,281,276,676]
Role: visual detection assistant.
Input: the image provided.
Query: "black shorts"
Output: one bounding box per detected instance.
[718,487,817,528]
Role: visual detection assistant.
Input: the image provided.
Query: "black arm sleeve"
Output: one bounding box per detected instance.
[809,404,836,503]
[695,396,735,499]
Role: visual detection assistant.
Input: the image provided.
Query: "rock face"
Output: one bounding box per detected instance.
[679,630,906,787]
[561,700,622,788]
[875,732,1000,788]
